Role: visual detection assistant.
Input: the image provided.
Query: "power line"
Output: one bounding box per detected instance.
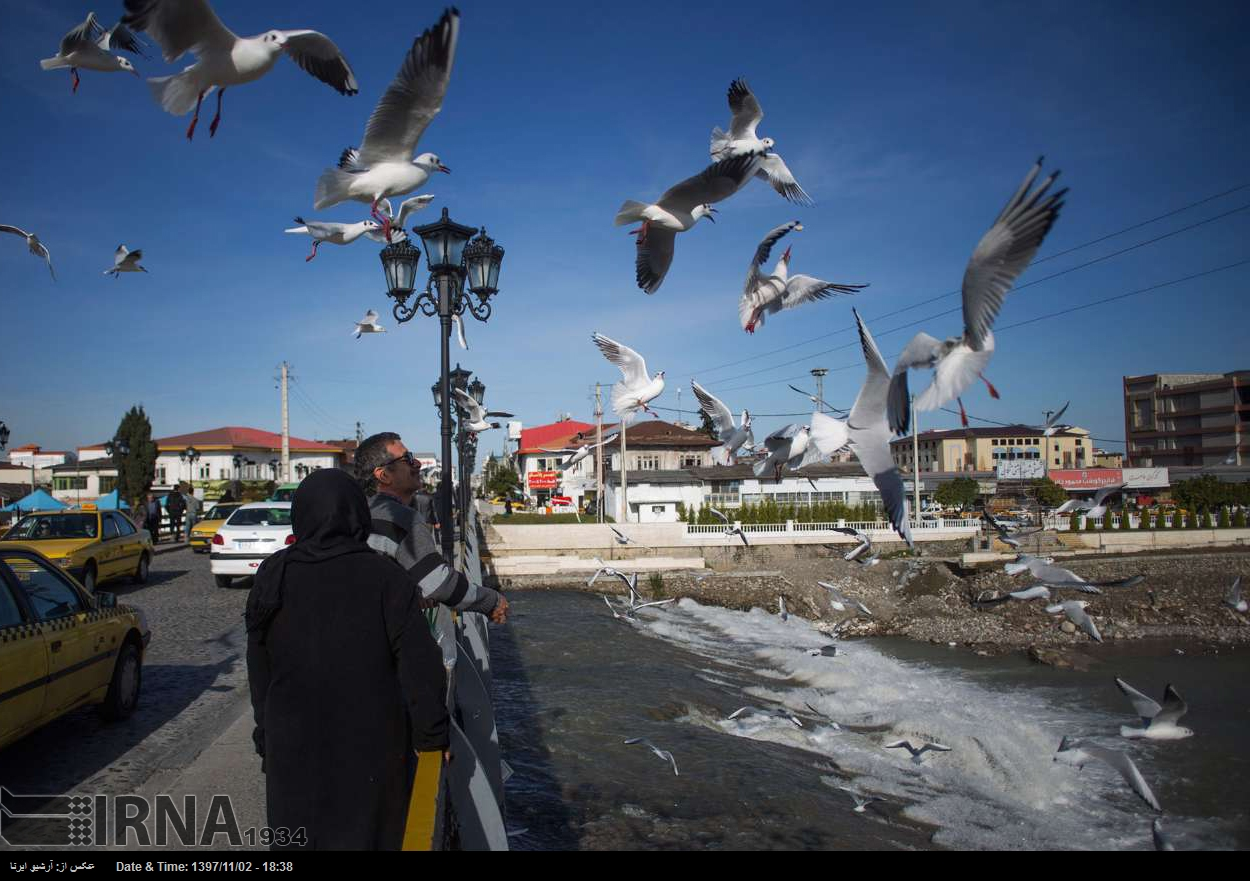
[685,188,1250,380]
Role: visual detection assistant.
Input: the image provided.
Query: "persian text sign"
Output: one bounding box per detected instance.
[1049,468,1122,489]
[527,470,558,490]
[997,460,1045,480]
[1122,467,1169,489]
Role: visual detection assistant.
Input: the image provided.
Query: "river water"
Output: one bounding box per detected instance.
[492,590,1250,851]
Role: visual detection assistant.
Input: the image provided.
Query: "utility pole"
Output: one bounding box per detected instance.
[280,362,291,482]
[595,383,604,524]
[619,420,629,525]
[1041,409,1053,480]
[811,368,828,413]
[355,421,364,444]
[911,394,921,521]
[675,387,682,427]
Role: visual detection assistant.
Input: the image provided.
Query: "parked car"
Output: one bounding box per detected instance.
[0,548,150,749]
[188,502,245,553]
[210,502,294,588]
[0,508,154,593]
[268,483,300,502]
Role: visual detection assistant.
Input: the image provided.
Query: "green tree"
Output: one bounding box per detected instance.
[697,408,718,441]
[1031,478,1068,509]
[934,477,979,510]
[676,502,687,523]
[485,464,521,499]
[113,405,158,508]
[1235,509,1247,529]
[1218,508,1231,529]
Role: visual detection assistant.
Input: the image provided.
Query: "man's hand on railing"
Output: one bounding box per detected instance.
[490,595,509,624]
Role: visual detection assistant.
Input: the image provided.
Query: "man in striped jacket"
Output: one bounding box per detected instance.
[356,432,508,622]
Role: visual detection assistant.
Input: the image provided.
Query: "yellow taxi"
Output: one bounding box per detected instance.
[0,508,154,593]
[0,547,150,750]
[189,501,244,553]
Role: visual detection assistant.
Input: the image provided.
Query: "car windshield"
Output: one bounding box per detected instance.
[205,505,241,521]
[227,508,292,527]
[3,514,98,540]
[271,489,296,502]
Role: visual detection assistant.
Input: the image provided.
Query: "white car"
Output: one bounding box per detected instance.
[209,502,294,588]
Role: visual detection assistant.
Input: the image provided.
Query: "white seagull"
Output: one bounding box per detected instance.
[728,705,803,729]
[352,309,385,339]
[739,221,867,333]
[592,333,665,424]
[1035,401,1070,436]
[1046,600,1102,642]
[105,245,147,277]
[691,381,753,463]
[1226,575,1247,613]
[838,787,887,813]
[615,151,763,294]
[1055,483,1126,519]
[540,437,613,472]
[709,507,748,546]
[453,388,513,434]
[829,528,878,566]
[887,158,1067,433]
[609,526,647,548]
[623,738,679,776]
[709,78,812,205]
[1005,555,1103,594]
[778,596,789,621]
[1153,819,1176,852]
[41,12,144,93]
[285,217,381,261]
[885,739,951,763]
[753,423,810,478]
[848,309,915,548]
[377,194,437,233]
[1114,678,1194,740]
[0,225,55,281]
[313,9,457,241]
[122,0,358,141]
[798,411,852,470]
[1054,736,1161,812]
[973,585,1052,607]
[817,581,873,616]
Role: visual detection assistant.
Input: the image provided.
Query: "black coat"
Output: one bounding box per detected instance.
[246,470,448,850]
[165,493,186,518]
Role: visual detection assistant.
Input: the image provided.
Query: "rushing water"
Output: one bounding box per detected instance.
[493,590,1250,851]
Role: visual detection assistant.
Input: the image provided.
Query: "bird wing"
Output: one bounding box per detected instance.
[847,308,890,431]
[858,443,913,549]
[635,226,676,294]
[691,380,735,440]
[1114,677,1162,722]
[708,506,730,525]
[656,152,763,214]
[961,158,1067,350]
[113,245,129,267]
[121,0,237,63]
[725,78,763,141]
[804,411,849,463]
[913,337,995,413]
[452,388,483,421]
[592,333,649,387]
[1082,745,1161,811]
[782,274,866,309]
[1229,575,1243,606]
[883,740,915,754]
[0,225,31,239]
[1091,483,1126,508]
[358,9,459,166]
[61,12,104,55]
[123,248,144,266]
[1068,603,1102,641]
[1152,684,1188,728]
[451,312,468,350]
[1043,400,1070,431]
[887,332,944,435]
[102,21,146,55]
[280,30,358,96]
[395,194,436,227]
[755,153,812,206]
[744,220,802,296]
[1030,560,1086,584]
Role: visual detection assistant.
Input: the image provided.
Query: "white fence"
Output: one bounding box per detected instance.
[1044,514,1232,531]
[685,518,979,537]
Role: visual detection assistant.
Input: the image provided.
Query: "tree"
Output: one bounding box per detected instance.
[114,405,158,508]
[934,477,979,510]
[697,408,718,441]
[1031,478,1068,509]
[485,464,521,499]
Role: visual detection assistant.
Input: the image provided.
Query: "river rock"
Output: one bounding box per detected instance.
[1060,621,1077,634]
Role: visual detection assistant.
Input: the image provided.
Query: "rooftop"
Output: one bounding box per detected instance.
[518,420,597,455]
[598,420,719,450]
[155,427,342,453]
[889,424,1089,445]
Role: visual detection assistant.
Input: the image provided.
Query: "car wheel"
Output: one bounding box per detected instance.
[133,553,150,585]
[82,563,97,593]
[214,574,233,589]
[99,640,141,721]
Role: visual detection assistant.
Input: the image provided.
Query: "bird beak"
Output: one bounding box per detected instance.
[782,246,792,262]
[706,209,717,224]
[438,163,451,174]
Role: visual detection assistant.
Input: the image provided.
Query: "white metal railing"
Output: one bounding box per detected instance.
[684,518,979,536]
[1043,513,1231,531]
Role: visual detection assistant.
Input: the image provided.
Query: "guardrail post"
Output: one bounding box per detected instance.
[785,519,793,533]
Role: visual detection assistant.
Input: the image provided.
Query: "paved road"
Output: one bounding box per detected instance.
[0,546,253,816]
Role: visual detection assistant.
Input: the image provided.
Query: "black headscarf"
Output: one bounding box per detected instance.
[245,468,375,638]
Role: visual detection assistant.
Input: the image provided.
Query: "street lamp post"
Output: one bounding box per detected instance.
[104,437,130,507]
[232,453,244,481]
[381,209,504,561]
[179,446,200,488]
[0,421,10,451]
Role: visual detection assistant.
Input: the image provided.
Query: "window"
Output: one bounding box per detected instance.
[226,508,294,527]
[53,477,88,491]
[634,455,660,471]
[102,517,120,540]
[0,580,23,628]
[198,465,210,479]
[651,505,666,515]
[220,469,229,479]
[158,467,166,483]
[2,555,83,621]
[679,455,704,468]
[109,513,136,536]
[99,476,118,494]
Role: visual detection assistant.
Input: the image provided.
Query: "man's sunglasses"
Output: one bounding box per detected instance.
[377,451,419,470]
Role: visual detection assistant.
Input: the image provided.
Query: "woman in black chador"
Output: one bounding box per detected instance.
[246,468,448,850]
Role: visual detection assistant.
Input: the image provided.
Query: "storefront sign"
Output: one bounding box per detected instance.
[551,495,572,506]
[1049,468,1122,489]
[527,470,558,490]
[1122,467,1168,489]
[996,460,1045,480]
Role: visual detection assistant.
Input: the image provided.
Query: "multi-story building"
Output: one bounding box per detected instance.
[515,419,599,509]
[153,427,345,487]
[890,425,1091,473]
[1124,371,1249,467]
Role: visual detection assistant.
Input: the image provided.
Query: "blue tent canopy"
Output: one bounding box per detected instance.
[94,489,131,510]
[1,488,67,514]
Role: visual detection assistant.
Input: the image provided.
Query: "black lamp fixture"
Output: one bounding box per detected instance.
[468,376,486,406]
[0,421,9,451]
[378,237,422,314]
[450,363,472,407]
[431,381,443,411]
[269,458,279,479]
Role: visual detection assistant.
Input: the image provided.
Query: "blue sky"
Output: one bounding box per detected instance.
[1,0,1247,460]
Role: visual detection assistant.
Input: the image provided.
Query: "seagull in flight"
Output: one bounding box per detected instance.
[540,437,614,472]
[105,245,147,277]
[352,309,385,339]
[884,739,952,763]
[691,381,753,463]
[982,507,1040,550]
[1114,678,1194,740]
[709,507,748,546]
[817,581,873,616]
[728,705,804,729]
[608,526,649,549]
[739,221,867,333]
[616,151,763,294]
[0,225,55,281]
[122,0,358,141]
[313,9,457,242]
[709,78,812,205]
[1035,401,1070,436]
[623,738,679,776]
[1054,736,1161,812]
[837,787,888,813]
[1055,483,1126,519]
[753,423,810,478]
[829,527,878,566]
[285,217,382,261]
[453,388,512,433]
[972,585,1052,607]
[41,12,144,93]
[593,332,665,424]
[1047,600,1102,642]
[377,194,437,234]
[1226,576,1247,613]
[887,158,1067,432]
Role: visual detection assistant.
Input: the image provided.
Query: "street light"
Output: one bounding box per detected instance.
[232,453,244,480]
[179,445,200,487]
[0,422,10,451]
[105,436,129,504]
[382,207,505,561]
[269,458,279,480]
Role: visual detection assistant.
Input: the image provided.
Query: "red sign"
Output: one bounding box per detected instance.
[527,470,558,490]
[1048,468,1122,489]
[551,495,572,506]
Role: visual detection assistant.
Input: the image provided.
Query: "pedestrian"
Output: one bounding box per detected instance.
[504,497,512,516]
[246,469,449,850]
[355,432,508,623]
[144,492,162,543]
[183,485,202,543]
[166,488,186,542]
